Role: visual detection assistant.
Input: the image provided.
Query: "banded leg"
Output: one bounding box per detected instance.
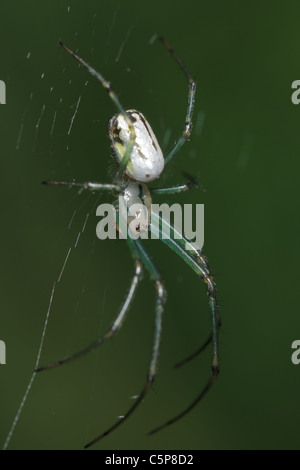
[150,172,198,195]
[84,237,166,449]
[59,42,136,178]
[35,257,143,372]
[175,252,221,368]
[148,210,219,434]
[156,37,197,165]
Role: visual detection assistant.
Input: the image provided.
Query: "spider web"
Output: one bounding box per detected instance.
[1,1,206,451]
[2,3,148,450]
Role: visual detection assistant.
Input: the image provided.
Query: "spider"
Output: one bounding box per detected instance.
[37,37,220,449]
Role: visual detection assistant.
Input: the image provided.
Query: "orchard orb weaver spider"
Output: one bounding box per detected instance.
[38,37,220,448]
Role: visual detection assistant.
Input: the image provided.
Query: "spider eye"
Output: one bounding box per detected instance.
[109,109,165,183]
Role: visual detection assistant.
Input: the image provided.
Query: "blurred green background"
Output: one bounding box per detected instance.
[1,0,300,450]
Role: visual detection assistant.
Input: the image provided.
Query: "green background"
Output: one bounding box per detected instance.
[1,0,299,450]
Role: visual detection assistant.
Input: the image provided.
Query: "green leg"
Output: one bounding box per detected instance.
[148,210,220,435]
[59,42,135,180]
[154,37,196,165]
[42,180,121,193]
[84,237,166,448]
[150,172,198,195]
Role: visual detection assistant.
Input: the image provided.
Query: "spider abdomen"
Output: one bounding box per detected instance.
[109,109,164,183]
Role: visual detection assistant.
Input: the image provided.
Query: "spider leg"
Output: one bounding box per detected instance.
[150,200,220,368]
[148,367,219,436]
[35,256,143,373]
[84,237,166,449]
[59,42,135,179]
[148,209,219,435]
[155,37,196,165]
[174,313,221,368]
[42,180,121,193]
[174,251,221,367]
[150,172,198,195]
